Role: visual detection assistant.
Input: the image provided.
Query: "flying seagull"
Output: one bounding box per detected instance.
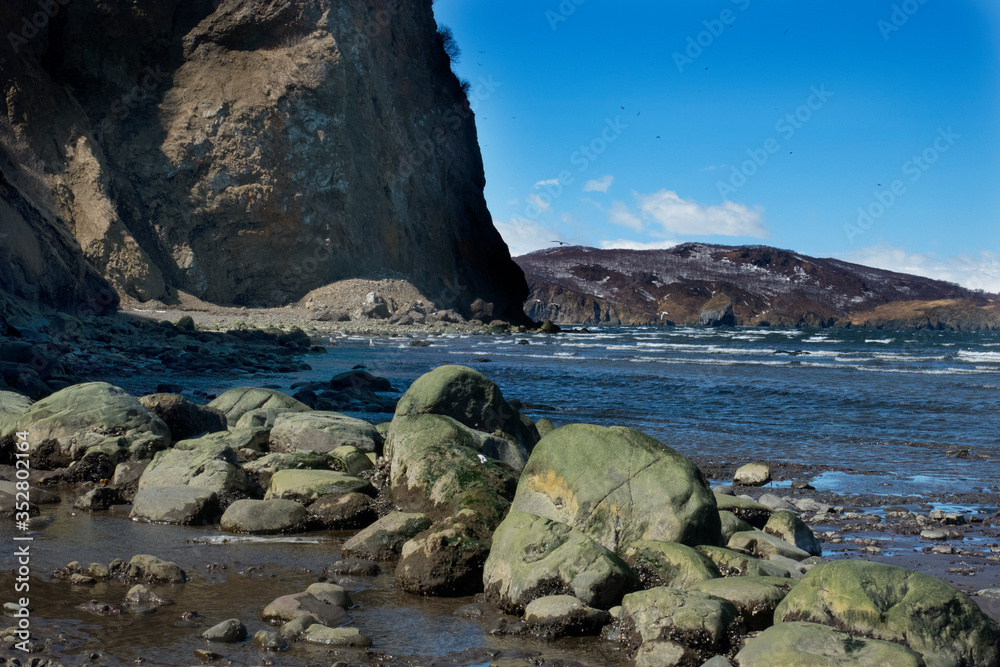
[551,240,569,246]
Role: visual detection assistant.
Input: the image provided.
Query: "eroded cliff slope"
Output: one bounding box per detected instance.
[0,0,527,320]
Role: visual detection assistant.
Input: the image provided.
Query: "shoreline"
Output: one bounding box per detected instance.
[2,307,999,665]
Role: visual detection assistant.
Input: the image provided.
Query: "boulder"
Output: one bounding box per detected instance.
[111,460,148,502]
[123,584,169,608]
[728,530,811,561]
[482,511,637,614]
[535,417,555,438]
[137,394,227,441]
[764,510,822,556]
[632,641,700,667]
[757,493,797,512]
[393,365,539,459]
[278,613,320,640]
[242,451,330,489]
[341,512,433,561]
[689,576,794,631]
[621,586,741,658]
[264,469,374,503]
[202,618,248,643]
[719,510,754,543]
[328,445,375,475]
[220,499,308,534]
[511,424,721,551]
[262,590,348,627]
[714,494,772,529]
[234,407,298,430]
[329,370,393,392]
[774,560,1000,667]
[125,554,186,583]
[301,625,372,647]
[395,514,491,596]
[620,540,721,590]
[252,630,288,651]
[2,382,169,469]
[736,622,927,667]
[308,493,377,530]
[694,546,792,579]
[207,387,309,424]
[130,486,219,525]
[137,436,251,507]
[524,595,609,638]
[74,487,123,511]
[0,390,32,436]
[269,411,382,455]
[733,462,771,487]
[386,413,517,523]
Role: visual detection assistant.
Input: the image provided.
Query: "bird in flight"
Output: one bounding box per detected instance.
[551,240,569,246]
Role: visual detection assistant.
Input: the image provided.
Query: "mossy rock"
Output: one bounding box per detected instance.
[137,437,250,507]
[393,365,538,465]
[386,413,516,523]
[736,621,927,667]
[5,382,170,469]
[775,560,1000,667]
[719,510,754,543]
[328,445,374,475]
[208,387,309,424]
[269,411,382,455]
[714,494,772,528]
[220,498,308,534]
[511,424,721,551]
[264,469,374,503]
[688,576,794,631]
[765,509,822,556]
[621,586,741,657]
[694,545,791,579]
[395,514,491,596]
[483,511,638,614]
[340,511,432,561]
[620,539,721,590]
[728,530,811,562]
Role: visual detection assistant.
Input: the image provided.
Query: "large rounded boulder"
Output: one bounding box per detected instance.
[3,382,170,469]
[393,365,538,468]
[208,387,309,424]
[269,411,382,455]
[774,560,1000,667]
[511,424,721,551]
[137,436,252,507]
[482,511,637,614]
[386,413,517,524]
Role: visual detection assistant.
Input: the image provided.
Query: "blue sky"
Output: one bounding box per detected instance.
[432,0,1000,292]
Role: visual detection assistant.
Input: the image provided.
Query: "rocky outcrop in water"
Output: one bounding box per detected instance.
[0,0,528,321]
[517,244,1000,329]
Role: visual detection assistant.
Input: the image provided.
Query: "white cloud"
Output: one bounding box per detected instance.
[527,193,551,213]
[561,212,576,224]
[600,239,679,251]
[608,200,643,232]
[494,218,567,257]
[584,175,614,192]
[636,190,768,237]
[838,244,1000,294]
[535,178,560,188]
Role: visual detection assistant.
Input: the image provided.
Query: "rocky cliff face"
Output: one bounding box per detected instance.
[0,0,527,320]
[517,244,1000,330]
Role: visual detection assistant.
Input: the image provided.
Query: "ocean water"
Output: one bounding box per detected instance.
[289,326,1000,498]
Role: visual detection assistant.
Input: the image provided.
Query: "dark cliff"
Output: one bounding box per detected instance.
[517,244,1000,330]
[0,0,527,321]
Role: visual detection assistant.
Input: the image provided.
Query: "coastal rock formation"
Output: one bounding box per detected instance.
[518,244,1000,329]
[0,0,528,320]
